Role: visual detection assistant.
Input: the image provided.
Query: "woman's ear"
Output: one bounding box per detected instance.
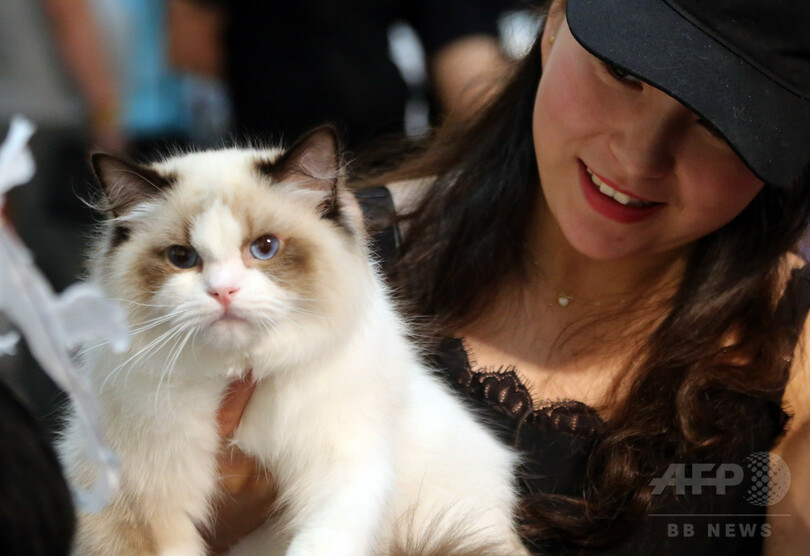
[541,0,566,62]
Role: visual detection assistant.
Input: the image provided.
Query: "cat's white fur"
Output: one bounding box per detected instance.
[58,131,526,556]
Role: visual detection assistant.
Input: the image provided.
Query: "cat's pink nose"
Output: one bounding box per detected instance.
[208,286,240,308]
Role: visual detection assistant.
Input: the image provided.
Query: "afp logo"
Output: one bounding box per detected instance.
[650,452,791,506]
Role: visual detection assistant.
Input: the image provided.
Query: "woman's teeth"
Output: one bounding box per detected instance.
[586,169,655,207]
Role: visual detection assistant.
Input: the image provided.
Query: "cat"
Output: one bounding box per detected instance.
[57,127,527,556]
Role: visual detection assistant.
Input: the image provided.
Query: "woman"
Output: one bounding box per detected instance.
[210,0,810,553]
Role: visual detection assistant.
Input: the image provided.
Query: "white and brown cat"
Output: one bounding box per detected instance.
[58,128,527,556]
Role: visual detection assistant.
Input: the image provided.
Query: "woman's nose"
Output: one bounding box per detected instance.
[608,91,689,180]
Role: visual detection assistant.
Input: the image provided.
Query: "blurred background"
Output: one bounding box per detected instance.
[0,0,542,435]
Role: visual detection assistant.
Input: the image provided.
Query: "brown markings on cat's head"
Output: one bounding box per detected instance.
[256,125,363,239]
[89,127,374,359]
[92,153,177,250]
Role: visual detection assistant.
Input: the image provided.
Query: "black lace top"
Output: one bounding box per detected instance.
[356,186,810,556]
[429,336,787,556]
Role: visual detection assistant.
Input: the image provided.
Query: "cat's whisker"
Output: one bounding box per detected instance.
[185,314,219,328]
[129,305,196,325]
[78,341,110,356]
[251,295,328,320]
[288,295,327,305]
[153,323,189,383]
[129,314,180,335]
[167,325,194,374]
[256,293,325,306]
[77,311,189,358]
[100,322,189,393]
[269,303,322,318]
[111,298,179,309]
[169,327,197,389]
[154,324,196,416]
[245,301,324,322]
[142,321,192,360]
[190,325,202,355]
[266,316,317,341]
[130,322,190,395]
[257,319,274,337]
[285,307,328,320]
[127,317,193,341]
[283,318,311,335]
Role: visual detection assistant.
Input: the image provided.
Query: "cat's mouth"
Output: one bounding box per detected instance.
[204,311,256,349]
[213,312,248,325]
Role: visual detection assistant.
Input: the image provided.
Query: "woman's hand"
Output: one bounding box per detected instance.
[205,375,279,555]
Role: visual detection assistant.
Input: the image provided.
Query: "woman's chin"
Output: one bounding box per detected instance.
[561,227,638,262]
[555,208,662,262]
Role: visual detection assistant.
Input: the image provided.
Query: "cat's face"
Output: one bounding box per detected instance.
[92,128,371,372]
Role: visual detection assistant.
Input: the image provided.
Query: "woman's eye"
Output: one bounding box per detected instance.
[167,245,200,269]
[603,61,642,85]
[249,235,280,260]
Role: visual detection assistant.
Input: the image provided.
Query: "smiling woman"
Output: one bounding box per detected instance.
[203,0,810,554]
[341,0,810,554]
[533,18,765,261]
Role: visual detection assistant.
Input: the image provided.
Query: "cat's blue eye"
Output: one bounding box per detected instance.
[250,235,280,260]
[167,245,199,269]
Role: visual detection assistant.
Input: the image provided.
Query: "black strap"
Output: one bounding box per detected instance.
[354,186,401,265]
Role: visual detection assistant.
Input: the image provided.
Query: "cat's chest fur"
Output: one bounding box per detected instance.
[235,303,410,479]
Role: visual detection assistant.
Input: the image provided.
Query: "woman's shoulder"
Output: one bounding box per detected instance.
[773,253,809,424]
[378,177,435,215]
[765,254,810,554]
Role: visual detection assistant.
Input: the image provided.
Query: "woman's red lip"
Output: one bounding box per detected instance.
[579,162,665,224]
[586,167,654,203]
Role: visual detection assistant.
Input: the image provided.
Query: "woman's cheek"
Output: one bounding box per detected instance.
[680,143,765,224]
[535,49,609,146]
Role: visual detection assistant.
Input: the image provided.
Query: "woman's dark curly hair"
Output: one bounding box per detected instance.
[353,0,810,547]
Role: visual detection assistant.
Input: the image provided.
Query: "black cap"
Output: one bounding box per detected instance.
[566,0,810,187]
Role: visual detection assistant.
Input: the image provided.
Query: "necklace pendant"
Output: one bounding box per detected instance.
[557,294,573,307]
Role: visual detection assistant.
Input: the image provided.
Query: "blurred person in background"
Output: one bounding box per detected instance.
[169,0,518,150]
[1,0,225,432]
[46,0,194,158]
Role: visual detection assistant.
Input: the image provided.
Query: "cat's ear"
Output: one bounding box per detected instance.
[265,125,341,187]
[259,126,342,218]
[91,153,174,216]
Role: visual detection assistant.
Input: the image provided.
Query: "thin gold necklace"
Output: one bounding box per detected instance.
[526,254,630,309]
